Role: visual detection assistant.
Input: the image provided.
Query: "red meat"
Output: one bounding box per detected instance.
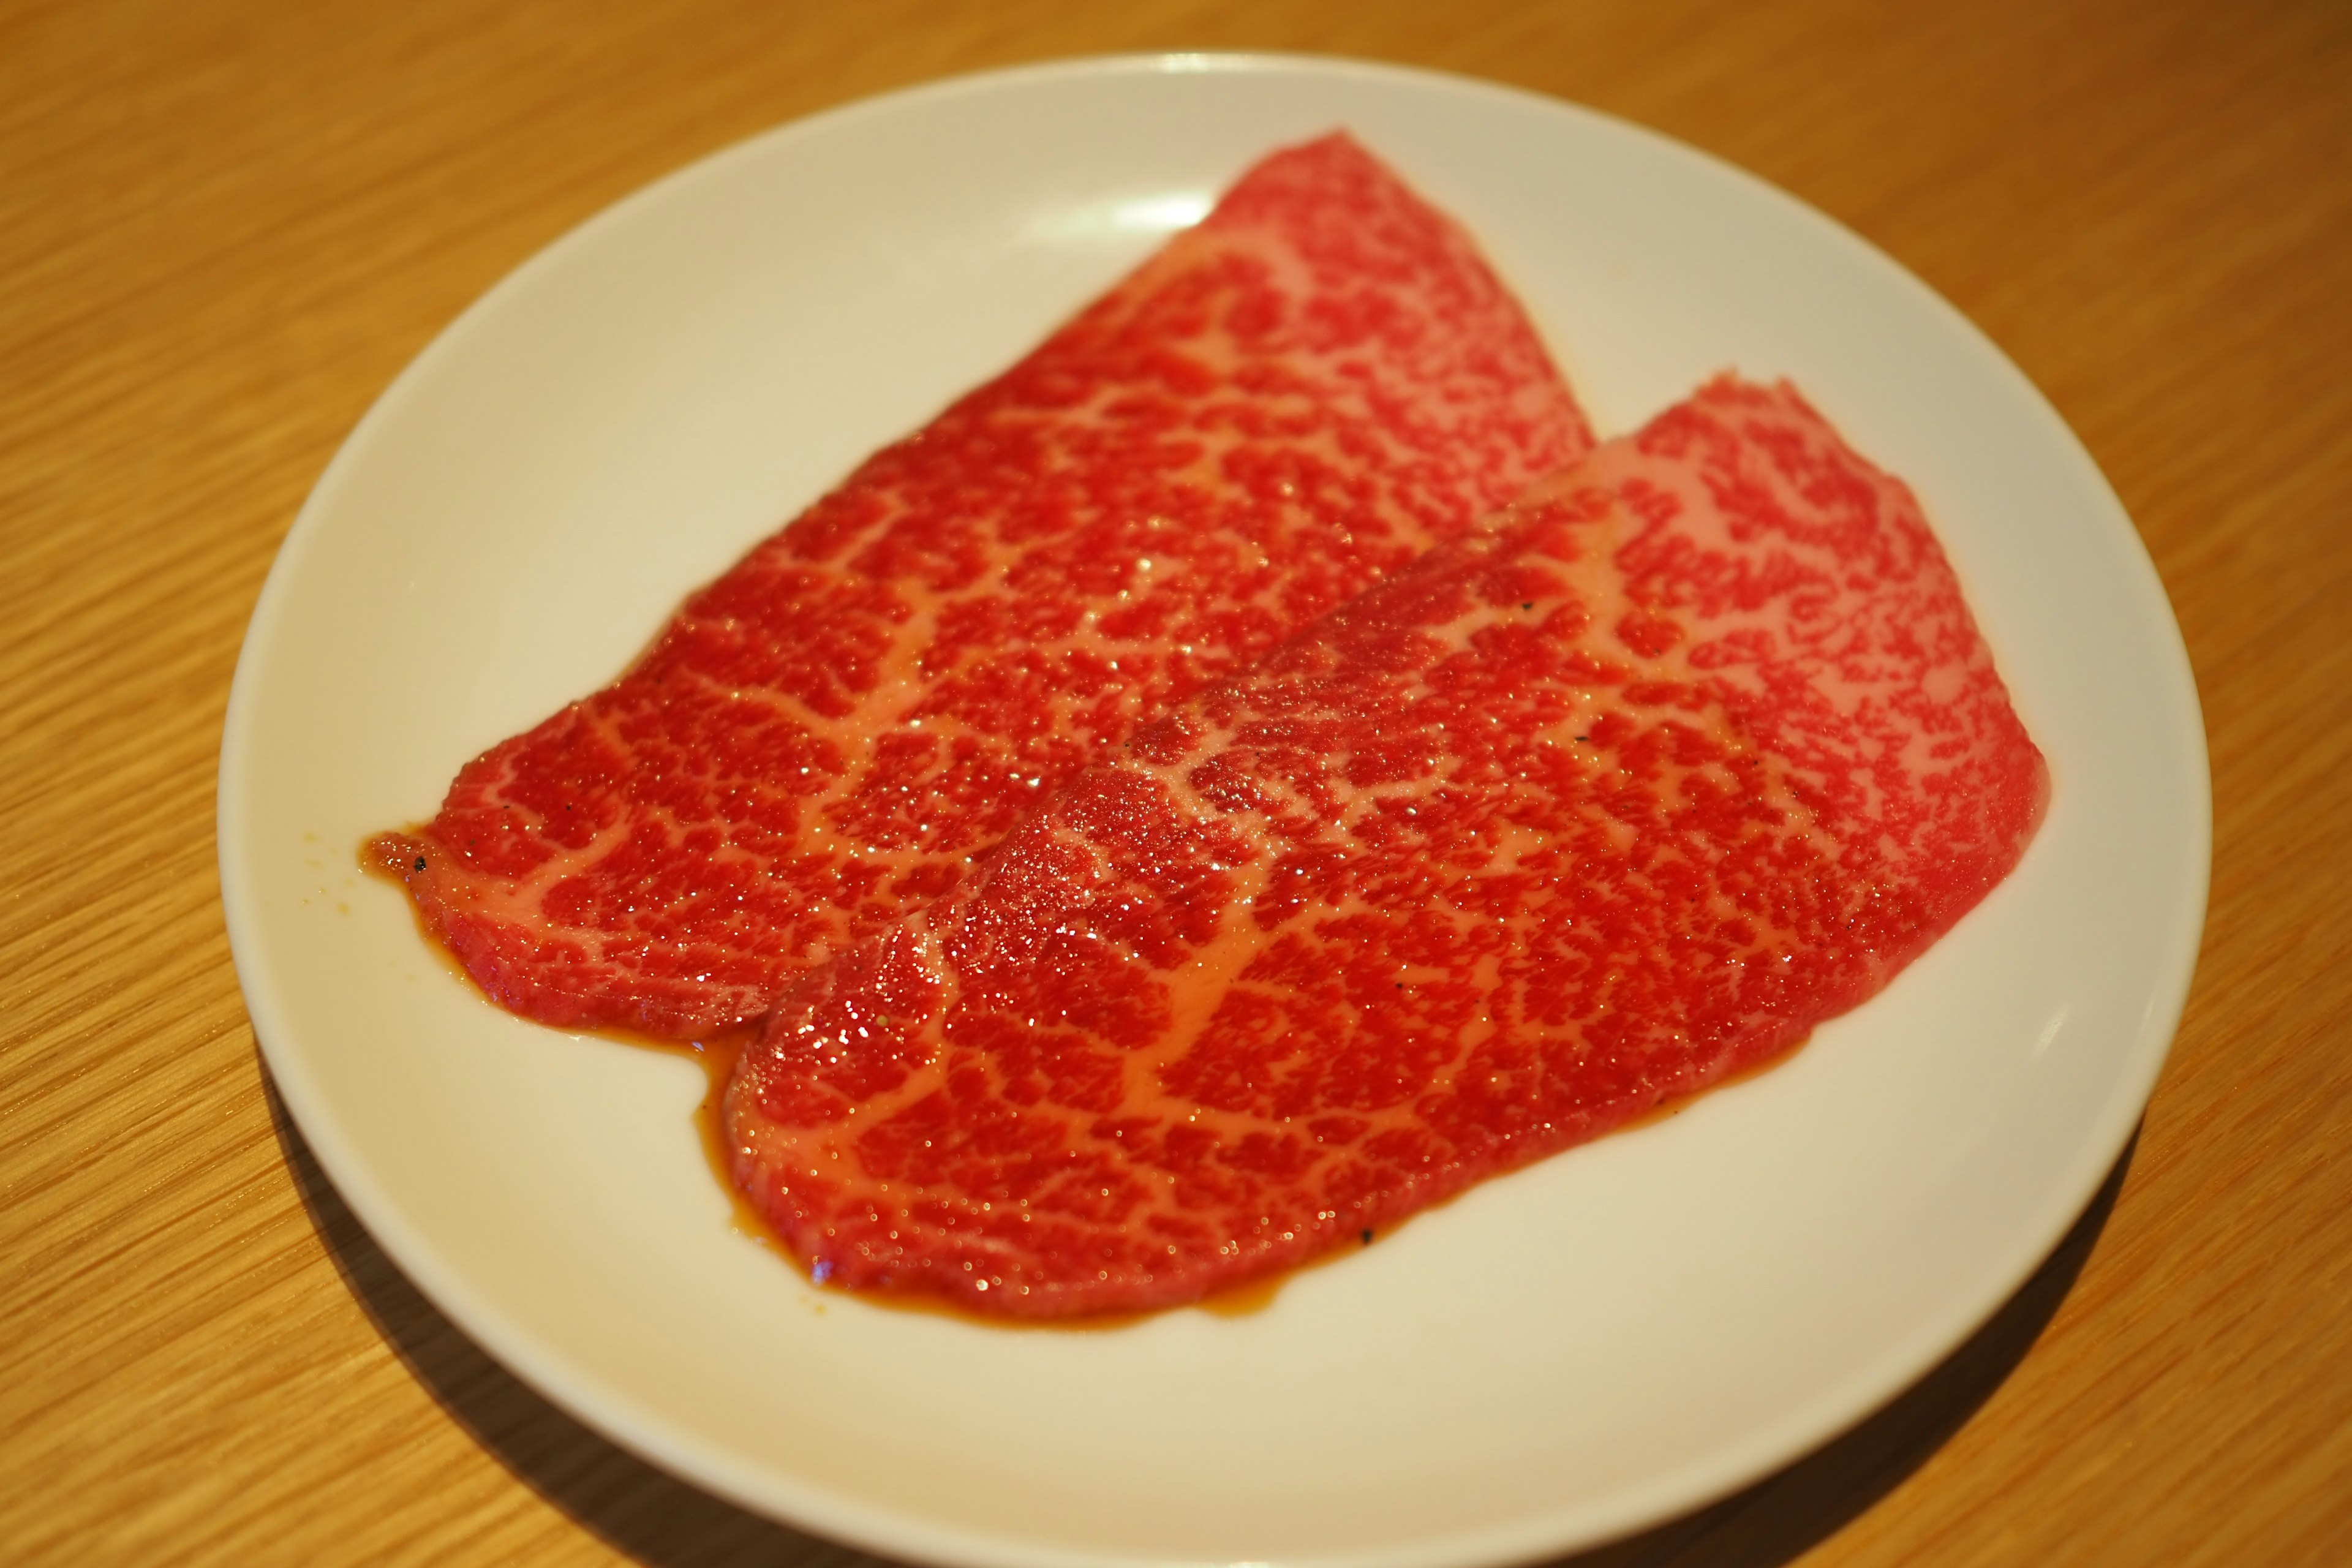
[724,376,2049,1317]
[372,133,1592,1037]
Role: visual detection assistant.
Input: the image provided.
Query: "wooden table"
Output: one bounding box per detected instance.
[5,1,2347,1562]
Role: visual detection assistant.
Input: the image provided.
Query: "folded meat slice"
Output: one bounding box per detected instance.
[372,132,1591,1038]
[725,375,2049,1318]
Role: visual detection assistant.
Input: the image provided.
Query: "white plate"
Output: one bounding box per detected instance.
[219,53,2208,1568]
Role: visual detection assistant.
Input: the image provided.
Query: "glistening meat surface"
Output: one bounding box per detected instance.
[725,377,2049,1317]
[371,133,1591,1038]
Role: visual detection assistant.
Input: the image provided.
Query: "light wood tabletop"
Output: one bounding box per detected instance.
[5,0,2348,1563]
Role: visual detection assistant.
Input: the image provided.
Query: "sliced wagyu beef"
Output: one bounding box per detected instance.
[372,133,1592,1039]
[725,376,2049,1317]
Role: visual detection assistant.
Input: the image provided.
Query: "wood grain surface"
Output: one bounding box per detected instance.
[4,0,2348,1562]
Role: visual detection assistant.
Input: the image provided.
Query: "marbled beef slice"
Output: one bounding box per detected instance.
[372,133,1592,1038]
[725,376,2049,1317]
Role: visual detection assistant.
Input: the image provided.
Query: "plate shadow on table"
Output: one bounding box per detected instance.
[268,1068,2132,1568]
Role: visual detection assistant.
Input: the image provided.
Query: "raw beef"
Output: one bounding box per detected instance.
[372,134,1592,1038]
[724,376,2049,1317]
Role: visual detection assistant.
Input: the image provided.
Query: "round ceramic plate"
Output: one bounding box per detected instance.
[219,54,2208,1568]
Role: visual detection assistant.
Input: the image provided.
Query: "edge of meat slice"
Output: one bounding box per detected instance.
[371,131,1593,1038]
[724,375,2049,1319]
